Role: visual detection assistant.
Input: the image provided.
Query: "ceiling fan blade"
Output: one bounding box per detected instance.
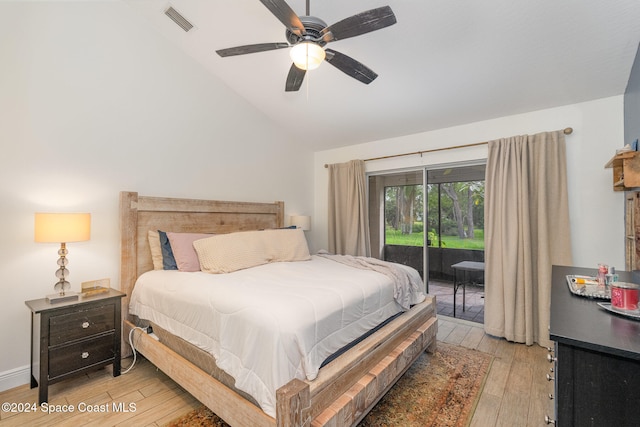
[285,63,306,91]
[216,42,289,57]
[259,0,306,37]
[321,6,396,43]
[324,49,378,84]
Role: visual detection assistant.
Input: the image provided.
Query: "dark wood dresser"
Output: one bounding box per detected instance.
[25,289,125,404]
[549,265,640,426]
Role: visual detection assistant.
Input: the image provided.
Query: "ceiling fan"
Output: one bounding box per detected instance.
[216,0,397,92]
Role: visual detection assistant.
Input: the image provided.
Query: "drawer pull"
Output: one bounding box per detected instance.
[81,351,89,359]
[546,373,554,382]
[547,354,557,363]
[82,321,90,329]
[544,415,556,425]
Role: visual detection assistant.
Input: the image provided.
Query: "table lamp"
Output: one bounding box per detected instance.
[290,215,311,231]
[34,213,91,303]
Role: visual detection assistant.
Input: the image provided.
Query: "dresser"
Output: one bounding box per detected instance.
[549,265,640,426]
[25,289,125,404]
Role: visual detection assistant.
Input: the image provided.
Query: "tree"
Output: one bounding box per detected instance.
[385,187,398,229]
[399,185,417,234]
[441,183,465,239]
[466,186,475,239]
[385,185,422,234]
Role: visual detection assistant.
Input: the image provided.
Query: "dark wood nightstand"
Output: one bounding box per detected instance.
[25,289,125,404]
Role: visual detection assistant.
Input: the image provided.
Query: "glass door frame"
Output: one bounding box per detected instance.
[367,159,486,294]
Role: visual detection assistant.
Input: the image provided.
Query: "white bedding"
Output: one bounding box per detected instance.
[129,255,425,417]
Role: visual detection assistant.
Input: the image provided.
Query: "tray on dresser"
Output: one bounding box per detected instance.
[566,275,610,300]
[597,302,640,320]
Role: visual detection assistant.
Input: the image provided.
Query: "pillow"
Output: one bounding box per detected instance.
[261,228,311,262]
[158,230,178,270]
[147,230,163,270]
[166,232,212,272]
[194,228,310,274]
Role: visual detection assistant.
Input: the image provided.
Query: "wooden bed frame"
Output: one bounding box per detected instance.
[119,191,437,427]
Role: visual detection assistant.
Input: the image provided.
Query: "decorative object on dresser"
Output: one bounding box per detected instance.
[34,212,91,303]
[25,289,125,405]
[81,278,111,297]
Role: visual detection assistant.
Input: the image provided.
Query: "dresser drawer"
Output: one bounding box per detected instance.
[49,304,115,346]
[49,333,116,379]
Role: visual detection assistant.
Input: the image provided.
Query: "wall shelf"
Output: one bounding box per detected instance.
[605,151,640,191]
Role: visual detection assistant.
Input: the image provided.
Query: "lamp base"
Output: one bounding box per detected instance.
[46,291,79,304]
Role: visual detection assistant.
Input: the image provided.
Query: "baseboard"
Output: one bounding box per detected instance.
[0,365,30,393]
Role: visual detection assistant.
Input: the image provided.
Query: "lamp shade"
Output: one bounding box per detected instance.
[290,42,325,71]
[290,215,311,231]
[34,213,91,243]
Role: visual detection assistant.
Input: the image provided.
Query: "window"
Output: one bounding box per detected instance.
[427,180,485,250]
[384,184,424,247]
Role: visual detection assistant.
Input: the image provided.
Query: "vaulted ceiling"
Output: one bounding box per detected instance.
[124,0,640,150]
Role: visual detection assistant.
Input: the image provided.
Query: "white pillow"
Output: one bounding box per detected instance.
[261,229,311,262]
[194,229,310,274]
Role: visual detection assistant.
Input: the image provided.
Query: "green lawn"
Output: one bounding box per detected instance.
[385,228,485,249]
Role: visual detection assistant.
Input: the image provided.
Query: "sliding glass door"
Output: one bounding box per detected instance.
[368,170,425,279]
[368,163,485,293]
[425,165,485,284]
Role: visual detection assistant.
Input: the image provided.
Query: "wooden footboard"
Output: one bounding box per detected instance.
[125,297,437,427]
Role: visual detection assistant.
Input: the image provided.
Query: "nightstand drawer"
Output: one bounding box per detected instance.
[49,333,115,379]
[49,304,115,345]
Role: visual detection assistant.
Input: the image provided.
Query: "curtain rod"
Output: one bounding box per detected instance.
[324,127,573,168]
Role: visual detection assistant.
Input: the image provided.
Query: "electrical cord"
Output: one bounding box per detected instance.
[121,326,146,374]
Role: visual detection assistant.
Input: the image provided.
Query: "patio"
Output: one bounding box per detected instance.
[428,279,485,324]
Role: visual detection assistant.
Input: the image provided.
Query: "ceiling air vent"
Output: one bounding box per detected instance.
[165,6,194,32]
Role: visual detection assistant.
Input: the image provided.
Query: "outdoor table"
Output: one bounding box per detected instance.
[451,261,485,317]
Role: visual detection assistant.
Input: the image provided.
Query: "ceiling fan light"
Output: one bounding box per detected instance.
[290,42,325,70]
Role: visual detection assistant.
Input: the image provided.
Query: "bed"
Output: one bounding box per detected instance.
[119,191,437,427]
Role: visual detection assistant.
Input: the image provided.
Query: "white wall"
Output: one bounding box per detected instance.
[313,97,626,271]
[0,1,313,390]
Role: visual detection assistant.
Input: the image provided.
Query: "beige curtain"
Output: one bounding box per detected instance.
[327,159,371,256]
[484,131,572,347]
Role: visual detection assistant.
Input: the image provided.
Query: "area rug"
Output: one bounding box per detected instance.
[165,342,492,427]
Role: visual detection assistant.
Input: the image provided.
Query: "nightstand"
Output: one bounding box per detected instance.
[25,289,125,404]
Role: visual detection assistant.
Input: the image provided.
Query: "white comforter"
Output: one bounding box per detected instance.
[129,255,425,417]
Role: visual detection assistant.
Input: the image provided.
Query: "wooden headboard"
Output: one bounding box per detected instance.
[119,191,284,321]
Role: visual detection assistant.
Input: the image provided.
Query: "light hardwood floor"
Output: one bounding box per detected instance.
[0,316,553,427]
[438,316,554,427]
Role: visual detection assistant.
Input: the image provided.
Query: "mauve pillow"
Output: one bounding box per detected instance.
[166,232,212,272]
